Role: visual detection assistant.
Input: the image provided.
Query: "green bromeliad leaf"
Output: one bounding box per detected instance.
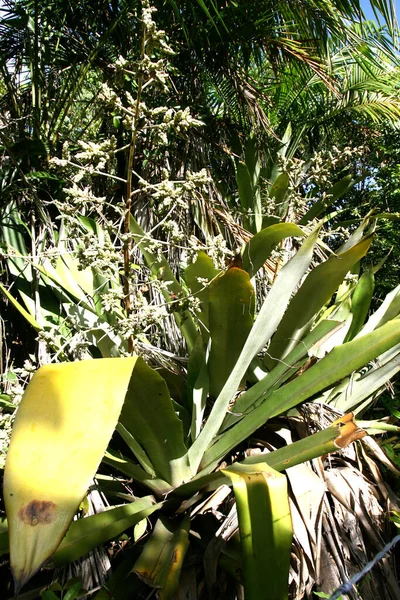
[184,250,219,342]
[203,317,400,468]
[119,358,192,486]
[222,463,293,600]
[188,225,321,474]
[241,222,304,278]
[133,514,190,600]
[208,261,255,398]
[265,234,373,368]
[344,267,375,342]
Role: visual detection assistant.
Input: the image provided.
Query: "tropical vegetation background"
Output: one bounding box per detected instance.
[1,1,400,599]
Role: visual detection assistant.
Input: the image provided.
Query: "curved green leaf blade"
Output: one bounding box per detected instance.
[208,263,255,398]
[344,267,375,342]
[133,514,190,599]
[0,282,41,331]
[222,464,293,600]
[265,234,373,368]
[205,318,400,467]
[241,223,304,278]
[184,250,219,342]
[269,172,290,218]
[237,162,254,213]
[222,320,343,432]
[189,225,321,474]
[4,358,139,593]
[119,358,191,486]
[299,174,356,225]
[104,450,172,496]
[360,284,400,335]
[52,497,161,567]
[330,351,400,413]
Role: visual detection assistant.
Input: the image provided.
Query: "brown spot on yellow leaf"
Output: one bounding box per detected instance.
[18,500,57,526]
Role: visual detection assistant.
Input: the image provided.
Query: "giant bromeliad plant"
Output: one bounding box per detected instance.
[2,211,400,599]
[2,2,400,598]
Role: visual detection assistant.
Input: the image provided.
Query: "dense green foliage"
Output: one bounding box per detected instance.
[1,1,400,599]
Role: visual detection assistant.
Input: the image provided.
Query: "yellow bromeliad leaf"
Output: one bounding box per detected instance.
[3,357,138,593]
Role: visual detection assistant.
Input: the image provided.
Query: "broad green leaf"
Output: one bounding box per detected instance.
[116,422,156,475]
[1,203,32,277]
[52,497,161,567]
[0,395,16,411]
[169,419,364,498]
[241,222,304,278]
[4,243,97,317]
[222,320,343,432]
[129,215,197,351]
[41,591,59,600]
[245,133,260,187]
[269,172,290,218]
[237,161,253,213]
[134,518,147,542]
[222,463,293,600]
[188,336,209,442]
[238,137,263,233]
[265,234,373,367]
[330,351,400,413]
[133,515,190,599]
[119,358,191,486]
[63,581,83,600]
[344,267,374,342]
[374,212,400,220]
[184,250,219,341]
[329,176,358,203]
[208,263,255,398]
[104,450,172,496]
[188,225,321,474]
[359,284,400,335]
[2,210,99,315]
[4,358,139,593]
[338,212,375,253]
[204,319,400,467]
[237,161,259,232]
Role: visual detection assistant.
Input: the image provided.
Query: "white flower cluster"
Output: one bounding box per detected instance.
[263,145,365,222]
[76,232,122,275]
[115,298,168,339]
[100,289,125,313]
[43,0,213,355]
[151,179,188,212]
[164,107,204,134]
[142,1,175,56]
[99,82,120,109]
[63,184,106,211]
[75,138,116,171]
[187,234,231,270]
[162,219,185,242]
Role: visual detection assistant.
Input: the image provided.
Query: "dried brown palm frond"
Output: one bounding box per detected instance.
[288,404,400,600]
